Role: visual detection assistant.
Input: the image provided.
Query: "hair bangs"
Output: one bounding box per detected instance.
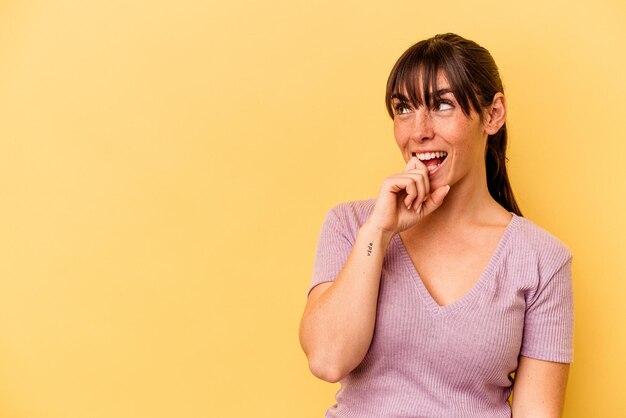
[385,38,481,119]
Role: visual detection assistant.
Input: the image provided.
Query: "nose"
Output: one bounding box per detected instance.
[410,108,434,142]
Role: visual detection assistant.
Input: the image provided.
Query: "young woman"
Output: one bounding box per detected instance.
[299,33,573,417]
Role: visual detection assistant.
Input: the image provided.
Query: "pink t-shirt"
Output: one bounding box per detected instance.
[308,199,574,418]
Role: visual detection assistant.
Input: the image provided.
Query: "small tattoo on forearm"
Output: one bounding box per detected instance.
[367,242,373,256]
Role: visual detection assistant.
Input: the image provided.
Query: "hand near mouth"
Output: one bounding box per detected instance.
[366,156,450,235]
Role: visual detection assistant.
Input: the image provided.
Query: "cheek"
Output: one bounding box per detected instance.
[438,118,480,146]
[393,122,407,145]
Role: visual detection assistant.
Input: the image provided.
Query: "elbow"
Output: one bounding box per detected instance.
[300,337,364,383]
[299,324,346,383]
[308,357,346,383]
[299,322,361,383]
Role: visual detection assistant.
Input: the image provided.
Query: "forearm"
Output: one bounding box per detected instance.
[299,222,393,382]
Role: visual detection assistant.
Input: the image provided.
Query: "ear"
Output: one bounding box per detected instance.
[483,93,506,135]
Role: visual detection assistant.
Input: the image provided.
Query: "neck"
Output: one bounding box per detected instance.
[424,166,508,229]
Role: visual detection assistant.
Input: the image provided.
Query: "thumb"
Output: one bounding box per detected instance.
[421,185,450,216]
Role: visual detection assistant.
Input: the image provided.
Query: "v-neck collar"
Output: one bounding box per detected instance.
[393,213,520,315]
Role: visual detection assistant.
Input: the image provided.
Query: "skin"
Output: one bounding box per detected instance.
[385,73,570,416]
[512,356,570,417]
[300,71,569,415]
[382,74,515,306]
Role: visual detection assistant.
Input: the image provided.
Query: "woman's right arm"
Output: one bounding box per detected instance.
[299,221,394,383]
[299,156,450,383]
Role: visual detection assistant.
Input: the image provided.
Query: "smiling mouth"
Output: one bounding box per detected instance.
[412,151,447,172]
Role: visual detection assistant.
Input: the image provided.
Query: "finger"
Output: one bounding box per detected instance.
[390,174,418,209]
[412,174,426,210]
[421,185,451,215]
[411,172,430,210]
[404,164,429,184]
[403,179,418,210]
[404,156,426,172]
[386,175,415,194]
[385,176,418,209]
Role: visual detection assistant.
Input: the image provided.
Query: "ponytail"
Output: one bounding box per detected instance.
[485,124,522,216]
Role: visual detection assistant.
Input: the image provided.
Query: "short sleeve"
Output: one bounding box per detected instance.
[520,256,574,363]
[307,207,355,298]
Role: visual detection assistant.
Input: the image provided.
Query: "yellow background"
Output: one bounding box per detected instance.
[0,1,624,417]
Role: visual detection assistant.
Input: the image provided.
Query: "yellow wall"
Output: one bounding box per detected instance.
[0,1,624,417]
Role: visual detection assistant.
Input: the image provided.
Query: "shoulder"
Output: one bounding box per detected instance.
[319,198,377,241]
[327,198,377,228]
[508,214,573,275]
[512,215,572,258]
[313,198,377,250]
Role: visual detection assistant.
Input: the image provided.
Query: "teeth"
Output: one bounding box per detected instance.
[414,151,447,161]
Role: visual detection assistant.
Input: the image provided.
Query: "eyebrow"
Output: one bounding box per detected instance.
[390,93,409,102]
[391,89,453,101]
[434,88,453,96]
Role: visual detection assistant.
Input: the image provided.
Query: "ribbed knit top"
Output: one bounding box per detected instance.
[308,199,574,418]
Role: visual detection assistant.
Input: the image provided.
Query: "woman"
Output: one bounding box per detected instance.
[299,33,573,417]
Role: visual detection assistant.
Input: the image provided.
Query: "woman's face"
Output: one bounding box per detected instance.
[391,72,489,192]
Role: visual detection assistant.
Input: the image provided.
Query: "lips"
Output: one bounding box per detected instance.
[412,151,447,173]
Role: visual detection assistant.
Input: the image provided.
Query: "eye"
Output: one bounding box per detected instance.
[393,103,412,115]
[434,100,454,111]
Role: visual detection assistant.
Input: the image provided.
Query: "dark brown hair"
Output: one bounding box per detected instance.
[385,33,522,216]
